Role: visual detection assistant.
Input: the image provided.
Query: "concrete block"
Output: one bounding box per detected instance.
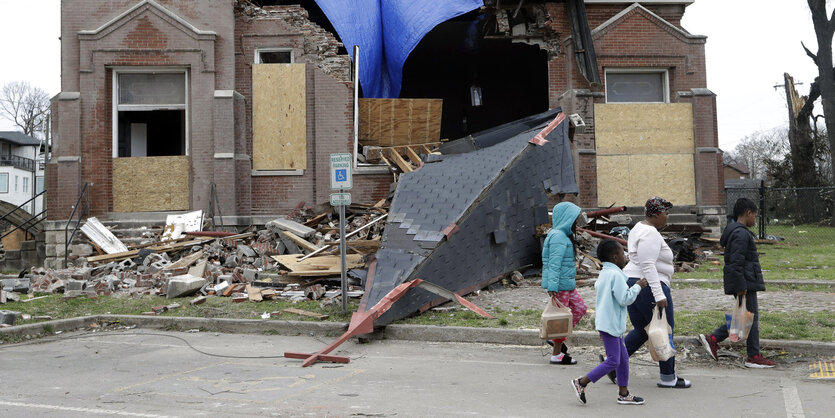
[70,244,94,257]
[5,250,20,260]
[45,245,57,258]
[0,310,19,326]
[66,279,87,292]
[266,218,316,238]
[21,252,40,270]
[165,274,207,299]
[20,240,36,251]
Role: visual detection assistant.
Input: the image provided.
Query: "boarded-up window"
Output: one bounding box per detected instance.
[252,63,306,170]
[594,103,696,206]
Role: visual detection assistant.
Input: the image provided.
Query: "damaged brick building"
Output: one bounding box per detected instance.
[47,0,723,261]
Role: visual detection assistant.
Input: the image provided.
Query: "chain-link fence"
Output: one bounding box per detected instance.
[725,183,835,244]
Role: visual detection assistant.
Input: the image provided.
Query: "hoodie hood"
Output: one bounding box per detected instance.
[720,220,750,246]
[552,202,582,235]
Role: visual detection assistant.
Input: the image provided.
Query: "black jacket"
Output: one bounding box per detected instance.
[720,221,765,294]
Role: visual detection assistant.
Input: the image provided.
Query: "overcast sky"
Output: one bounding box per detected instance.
[0,0,827,151]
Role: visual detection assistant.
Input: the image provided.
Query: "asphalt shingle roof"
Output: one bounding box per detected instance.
[362,109,578,324]
[0,131,41,146]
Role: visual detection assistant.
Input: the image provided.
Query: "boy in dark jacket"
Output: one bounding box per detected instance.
[699,198,775,368]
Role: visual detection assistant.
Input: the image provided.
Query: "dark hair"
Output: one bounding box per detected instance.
[732,197,758,220]
[596,239,622,264]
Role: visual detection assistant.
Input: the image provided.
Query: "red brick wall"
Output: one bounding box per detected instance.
[545,2,719,208]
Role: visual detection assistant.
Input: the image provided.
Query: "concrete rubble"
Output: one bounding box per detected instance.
[0,205,389,321]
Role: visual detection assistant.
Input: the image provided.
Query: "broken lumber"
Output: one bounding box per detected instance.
[283,308,329,320]
[387,149,413,173]
[282,231,321,253]
[272,254,364,277]
[86,237,214,263]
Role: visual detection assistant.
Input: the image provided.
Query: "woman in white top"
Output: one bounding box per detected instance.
[619,197,691,389]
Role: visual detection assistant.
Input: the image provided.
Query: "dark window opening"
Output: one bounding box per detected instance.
[400,13,549,139]
[259,50,292,63]
[117,110,185,157]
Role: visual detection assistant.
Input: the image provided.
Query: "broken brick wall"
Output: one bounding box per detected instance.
[234,4,389,214]
[542,2,721,209]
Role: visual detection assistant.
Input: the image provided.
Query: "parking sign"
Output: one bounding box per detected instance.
[330,153,353,190]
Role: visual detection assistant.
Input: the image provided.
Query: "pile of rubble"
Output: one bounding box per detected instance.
[537,206,723,286]
[1,203,389,322]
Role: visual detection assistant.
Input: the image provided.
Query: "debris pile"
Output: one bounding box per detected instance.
[1,204,389,320]
[537,205,723,286]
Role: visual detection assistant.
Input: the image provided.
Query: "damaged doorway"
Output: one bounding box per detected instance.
[400,12,549,139]
[111,69,190,212]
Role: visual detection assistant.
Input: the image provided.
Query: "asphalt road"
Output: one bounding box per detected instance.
[0,330,831,417]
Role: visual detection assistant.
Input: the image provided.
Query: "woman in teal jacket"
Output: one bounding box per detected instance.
[541,201,587,364]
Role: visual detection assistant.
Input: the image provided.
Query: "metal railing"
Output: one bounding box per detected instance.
[64,182,91,268]
[0,189,47,240]
[208,182,225,231]
[0,154,36,172]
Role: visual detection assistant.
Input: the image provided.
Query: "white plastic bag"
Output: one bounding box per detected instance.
[729,295,754,342]
[645,306,675,362]
[540,298,573,339]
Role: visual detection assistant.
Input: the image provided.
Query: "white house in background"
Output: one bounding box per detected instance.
[0,132,44,215]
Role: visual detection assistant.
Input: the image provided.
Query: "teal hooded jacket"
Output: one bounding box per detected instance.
[541,202,582,292]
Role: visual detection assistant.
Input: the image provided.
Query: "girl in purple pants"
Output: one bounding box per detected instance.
[571,240,647,405]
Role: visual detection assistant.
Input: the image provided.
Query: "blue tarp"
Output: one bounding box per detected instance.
[315,0,484,98]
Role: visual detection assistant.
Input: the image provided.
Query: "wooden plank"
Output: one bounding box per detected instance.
[404,146,422,166]
[282,230,321,253]
[365,142,441,161]
[363,98,383,146]
[421,144,432,154]
[387,149,413,173]
[409,99,429,143]
[86,237,213,263]
[252,63,307,170]
[282,308,329,320]
[271,254,364,277]
[113,156,190,212]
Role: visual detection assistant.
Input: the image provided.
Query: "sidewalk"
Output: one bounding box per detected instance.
[0,329,830,417]
[2,314,834,356]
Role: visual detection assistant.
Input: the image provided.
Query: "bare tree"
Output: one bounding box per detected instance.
[804,0,835,223]
[0,81,50,137]
[726,127,788,180]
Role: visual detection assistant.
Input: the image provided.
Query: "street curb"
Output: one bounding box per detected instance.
[2,315,833,356]
[677,278,835,288]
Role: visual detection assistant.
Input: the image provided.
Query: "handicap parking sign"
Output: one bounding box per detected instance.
[329,153,352,189]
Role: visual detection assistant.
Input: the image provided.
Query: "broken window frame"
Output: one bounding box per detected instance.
[604,68,669,104]
[254,48,294,64]
[110,67,190,158]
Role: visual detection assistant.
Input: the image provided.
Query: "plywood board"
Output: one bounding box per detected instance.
[113,156,190,212]
[594,103,694,155]
[271,254,364,277]
[597,154,696,206]
[359,98,442,146]
[252,63,306,170]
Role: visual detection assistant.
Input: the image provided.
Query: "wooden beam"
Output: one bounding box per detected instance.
[282,231,321,253]
[387,149,413,173]
[404,146,422,166]
[283,308,329,320]
[85,237,213,263]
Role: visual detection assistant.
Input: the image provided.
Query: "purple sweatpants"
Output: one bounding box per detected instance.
[586,331,630,387]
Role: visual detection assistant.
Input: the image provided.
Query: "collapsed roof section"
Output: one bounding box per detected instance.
[360,109,577,325]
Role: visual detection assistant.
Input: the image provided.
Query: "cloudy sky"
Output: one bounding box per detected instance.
[0,0,827,151]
